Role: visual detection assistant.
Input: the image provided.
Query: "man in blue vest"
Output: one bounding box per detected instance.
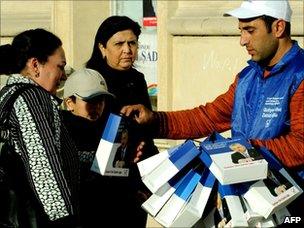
[121,0,304,222]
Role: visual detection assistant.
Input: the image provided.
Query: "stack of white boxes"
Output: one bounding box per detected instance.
[138,133,303,227]
[138,140,213,227]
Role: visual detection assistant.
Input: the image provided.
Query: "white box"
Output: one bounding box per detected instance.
[200,137,268,185]
[254,217,276,227]
[91,113,137,176]
[142,140,201,193]
[155,167,202,227]
[240,196,264,225]
[137,145,179,177]
[141,167,188,217]
[218,184,249,227]
[170,170,215,227]
[243,167,302,219]
[225,195,249,227]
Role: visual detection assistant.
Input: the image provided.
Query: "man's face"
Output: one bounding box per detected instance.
[230,143,246,153]
[238,18,279,66]
[120,132,128,147]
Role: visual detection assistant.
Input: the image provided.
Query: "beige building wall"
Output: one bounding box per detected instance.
[155,0,304,148]
[0,0,110,70]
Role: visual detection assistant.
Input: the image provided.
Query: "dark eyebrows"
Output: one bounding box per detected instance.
[114,38,137,43]
[239,25,255,31]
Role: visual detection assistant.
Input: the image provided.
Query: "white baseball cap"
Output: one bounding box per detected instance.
[224,0,292,22]
[63,68,114,101]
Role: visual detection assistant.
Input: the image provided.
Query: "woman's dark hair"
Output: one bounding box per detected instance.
[86,16,141,72]
[0,28,62,74]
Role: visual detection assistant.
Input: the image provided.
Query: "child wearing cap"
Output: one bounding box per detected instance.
[63,68,114,122]
[62,68,117,227]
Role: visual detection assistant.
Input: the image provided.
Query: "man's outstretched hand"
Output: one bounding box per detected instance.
[120,104,154,124]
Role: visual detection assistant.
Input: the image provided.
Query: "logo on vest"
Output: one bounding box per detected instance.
[262,97,283,127]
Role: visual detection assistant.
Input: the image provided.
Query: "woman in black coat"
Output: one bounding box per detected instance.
[86,16,159,228]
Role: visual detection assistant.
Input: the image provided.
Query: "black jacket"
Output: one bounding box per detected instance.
[96,63,159,159]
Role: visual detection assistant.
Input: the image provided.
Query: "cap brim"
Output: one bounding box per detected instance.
[223,8,263,19]
[77,92,115,102]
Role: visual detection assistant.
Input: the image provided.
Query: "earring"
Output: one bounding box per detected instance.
[35,72,40,78]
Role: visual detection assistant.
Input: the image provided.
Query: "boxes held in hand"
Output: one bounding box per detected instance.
[244,147,303,219]
[142,140,201,193]
[243,168,302,219]
[137,145,179,178]
[170,170,216,227]
[141,165,190,217]
[91,113,141,176]
[155,165,204,227]
[200,137,268,185]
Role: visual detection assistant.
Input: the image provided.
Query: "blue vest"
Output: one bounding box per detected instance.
[231,42,304,178]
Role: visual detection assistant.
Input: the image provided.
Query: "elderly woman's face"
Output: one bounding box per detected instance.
[99,29,138,71]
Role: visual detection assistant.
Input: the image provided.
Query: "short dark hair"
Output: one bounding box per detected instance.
[86,16,141,74]
[240,15,291,37]
[261,15,291,36]
[0,28,62,74]
[95,16,141,48]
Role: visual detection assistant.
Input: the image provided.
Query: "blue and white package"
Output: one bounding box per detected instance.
[137,145,179,178]
[243,147,303,219]
[91,113,133,176]
[200,136,268,184]
[142,140,201,193]
[218,183,249,227]
[141,166,189,217]
[171,170,215,227]
[155,166,203,227]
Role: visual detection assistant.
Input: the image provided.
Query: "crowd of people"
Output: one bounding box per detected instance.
[0,0,303,227]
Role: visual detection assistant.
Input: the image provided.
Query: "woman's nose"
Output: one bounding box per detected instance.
[122,43,132,53]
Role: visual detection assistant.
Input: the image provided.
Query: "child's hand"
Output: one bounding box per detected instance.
[133,141,145,163]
